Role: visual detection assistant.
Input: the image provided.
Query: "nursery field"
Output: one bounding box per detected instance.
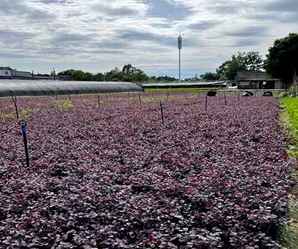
[0,94,294,248]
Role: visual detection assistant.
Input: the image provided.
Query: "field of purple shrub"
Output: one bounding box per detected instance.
[0,94,294,248]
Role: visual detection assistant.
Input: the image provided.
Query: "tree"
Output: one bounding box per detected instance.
[245,51,264,71]
[122,64,134,74]
[121,64,149,82]
[217,51,264,80]
[150,75,177,82]
[57,65,150,82]
[105,67,124,81]
[93,73,104,81]
[266,33,298,87]
[200,72,219,81]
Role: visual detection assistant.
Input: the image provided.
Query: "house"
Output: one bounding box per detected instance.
[0,67,14,78]
[13,70,33,79]
[235,71,283,89]
[0,67,33,79]
[34,73,52,80]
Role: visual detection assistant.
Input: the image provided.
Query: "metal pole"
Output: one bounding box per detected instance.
[20,121,30,167]
[179,48,181,82]
[178,34,182,82]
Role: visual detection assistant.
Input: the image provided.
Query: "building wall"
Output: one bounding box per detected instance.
[238,80,283,89]
[275,81,283,89]
[0,69,13,77]
[14,71,32,78]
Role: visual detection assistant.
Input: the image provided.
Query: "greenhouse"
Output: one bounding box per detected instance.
[142,81,226,89]
[0,80,143,97]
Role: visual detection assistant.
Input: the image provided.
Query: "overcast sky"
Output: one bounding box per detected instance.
[0,0,297,77]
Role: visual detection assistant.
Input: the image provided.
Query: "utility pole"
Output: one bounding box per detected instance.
[178,34,182,82]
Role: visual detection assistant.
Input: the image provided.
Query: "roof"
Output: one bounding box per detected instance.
[142,81,226,88]
[0,67,13,71]
[0,80,143,97]
[236,71,278,81]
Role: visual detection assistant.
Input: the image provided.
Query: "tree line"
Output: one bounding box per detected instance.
[200,33,298,87]
[58,33,298,86]
[58,64,179,83]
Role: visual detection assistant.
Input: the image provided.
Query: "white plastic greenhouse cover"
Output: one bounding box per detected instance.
[0,80,143,97]
[143,81,226,87]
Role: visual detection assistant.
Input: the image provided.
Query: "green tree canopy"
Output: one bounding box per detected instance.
[217,51,264,80]
[266,33,298,87]
[58,69,93,81]
[200,72,219,81]
[58,65,184,83]
[121,64,149,82]
[58,65,149,82]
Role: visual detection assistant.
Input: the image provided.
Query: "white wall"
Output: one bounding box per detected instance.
[0,69,12,77]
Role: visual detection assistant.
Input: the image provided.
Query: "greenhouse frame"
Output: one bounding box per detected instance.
[0,80,143,97]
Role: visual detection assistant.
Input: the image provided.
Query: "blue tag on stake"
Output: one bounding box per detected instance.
[20,120,27,135]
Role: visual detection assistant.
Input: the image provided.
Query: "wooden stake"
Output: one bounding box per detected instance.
[138,94,142,106]
[20,120,30,167]
[97,95,101,108]
[224,92,227,105]
[160,101,164,125]
[205,95,208,112]
[11,96,19,120]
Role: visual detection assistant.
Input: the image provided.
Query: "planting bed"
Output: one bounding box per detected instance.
[0,94,294,248]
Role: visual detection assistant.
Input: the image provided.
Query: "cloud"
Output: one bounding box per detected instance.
[232,38,264,47]
[208,0,249,14]
[188,21,221,31]
[0,52,36,59]
[263,0,298,12]
[117,30,198,48]
[224,26,269,37]
[243,0,298,23]
[146,0,193,20]
[0,0,54,21]
[0,30,34,41]
[51,32,92,45]
[246,12,298,23]
[0,30,35,48]
[0,0,297,76]
[92,3,140,17]
[118,30,175,46]
[38,0,70,4]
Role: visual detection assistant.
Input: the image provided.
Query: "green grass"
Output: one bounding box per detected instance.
[280,97,298,249]
[0,107,33,122]
[144,87,216,94]
[282,98,298,138]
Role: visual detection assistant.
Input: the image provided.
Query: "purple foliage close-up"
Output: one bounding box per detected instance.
[0,94,294,248]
